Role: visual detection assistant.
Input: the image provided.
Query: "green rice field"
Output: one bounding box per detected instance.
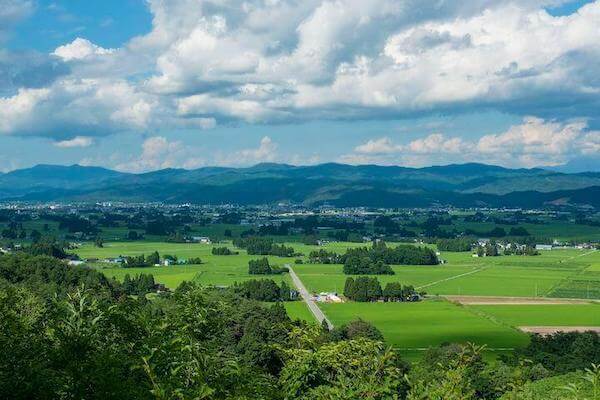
[470,304,600,327]
[284,301,314,322]
[320,299,529,350]
[76,240,599,358]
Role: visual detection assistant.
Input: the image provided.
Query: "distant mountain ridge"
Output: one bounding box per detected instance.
[0,162,599,208]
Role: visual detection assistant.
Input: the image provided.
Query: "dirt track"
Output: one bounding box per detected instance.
[445,295,593,305]
[519,326,600,335]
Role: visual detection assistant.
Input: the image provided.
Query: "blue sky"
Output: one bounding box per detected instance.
[0,0,599,172]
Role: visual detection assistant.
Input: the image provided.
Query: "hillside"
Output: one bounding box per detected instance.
[0,162,599,208]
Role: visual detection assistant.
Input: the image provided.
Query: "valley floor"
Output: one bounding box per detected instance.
[76,241,600,359]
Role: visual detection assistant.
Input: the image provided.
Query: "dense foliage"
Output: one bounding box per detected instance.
[122,273,156,295]
[0,253,119,296]
[233,279,297,302]
[234,237,296,257]
[25,238,69,258]
[512,331,600,374]
[211,246,237,255]
[342,242,438,275]
[0,249,598,399]
[343,277,419,302]
[436,238,474,252]
[248,257,288,275]
[343,257,395,275]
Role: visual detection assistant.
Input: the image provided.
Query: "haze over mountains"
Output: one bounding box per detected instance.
[0,163,599,208]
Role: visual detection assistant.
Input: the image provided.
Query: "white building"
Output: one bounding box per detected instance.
[192,236,211,244]
[315,292,344,303]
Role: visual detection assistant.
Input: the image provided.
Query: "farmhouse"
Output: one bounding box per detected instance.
[314,292,343,303]
[535,244,553,251]
[192,236,211,244]
[104,257,125,264]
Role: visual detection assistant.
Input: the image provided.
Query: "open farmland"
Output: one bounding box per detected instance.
[283,301,314,322]
[76,241,293,288]
[78,241,599,298]
[294,249,597,298]
[320,300,529,356]
[469,304,600,327]
[78,240,600,358]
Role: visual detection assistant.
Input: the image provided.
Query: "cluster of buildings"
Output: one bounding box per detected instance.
[312,292,344,303]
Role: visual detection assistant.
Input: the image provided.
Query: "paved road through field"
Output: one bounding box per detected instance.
[286,264,333,330]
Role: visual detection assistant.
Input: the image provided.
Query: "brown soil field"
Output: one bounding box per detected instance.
[519,326,600,335]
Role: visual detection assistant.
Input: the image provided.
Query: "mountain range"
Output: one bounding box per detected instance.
[0,163,599,208]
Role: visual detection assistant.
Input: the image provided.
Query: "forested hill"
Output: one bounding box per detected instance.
[1,162,599,208]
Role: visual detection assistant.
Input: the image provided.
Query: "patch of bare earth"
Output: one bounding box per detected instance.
[519,326,600,335]
[445,295,593,305]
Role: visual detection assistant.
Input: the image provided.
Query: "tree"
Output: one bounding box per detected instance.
[343,277,355,299]
[94,237,104,248]
[485,242,499,257]
[248,258,272,274]
[476,246,485,257]
[147,251,160,265]
[26,239,68,259]
[436,238,473,252]
[127,231,139,240]
[212,247,236,255]
[280,281,292,301]
[383,282,403,301]
[247,258,287,275]
[279,337,408,399]
[408,344,487,400]
[29,230,42,243]
[329,319,384,342]
[345,277,382,302]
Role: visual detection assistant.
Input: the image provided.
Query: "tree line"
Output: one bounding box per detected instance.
[232,279,298,302]
[343,277,420,302]
[248,257,288,275]
[122,273,157,295]
[211,246,238,255]
[233,237,296,257]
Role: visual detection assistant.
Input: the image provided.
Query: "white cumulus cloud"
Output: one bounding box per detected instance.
[343,117,600,167]
[53,136,94,148]
[53,38,115,61]
[115,136,205,172]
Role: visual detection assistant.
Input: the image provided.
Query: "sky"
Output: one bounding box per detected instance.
[1,0,599,173]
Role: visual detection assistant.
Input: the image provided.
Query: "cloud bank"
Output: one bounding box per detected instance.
[1,0,600,170]
[342,117,600,167]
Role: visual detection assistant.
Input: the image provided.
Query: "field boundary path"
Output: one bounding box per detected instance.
[287,264,333,330]
[416,267,488,290]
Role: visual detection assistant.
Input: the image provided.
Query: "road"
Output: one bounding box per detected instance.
[286,264,333,330]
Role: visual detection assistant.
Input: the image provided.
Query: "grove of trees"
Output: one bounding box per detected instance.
[248,258,288,275]
[234,237,296,257]
[211,246,237,255]
[233,279,297,302]
[343,277,419,302]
